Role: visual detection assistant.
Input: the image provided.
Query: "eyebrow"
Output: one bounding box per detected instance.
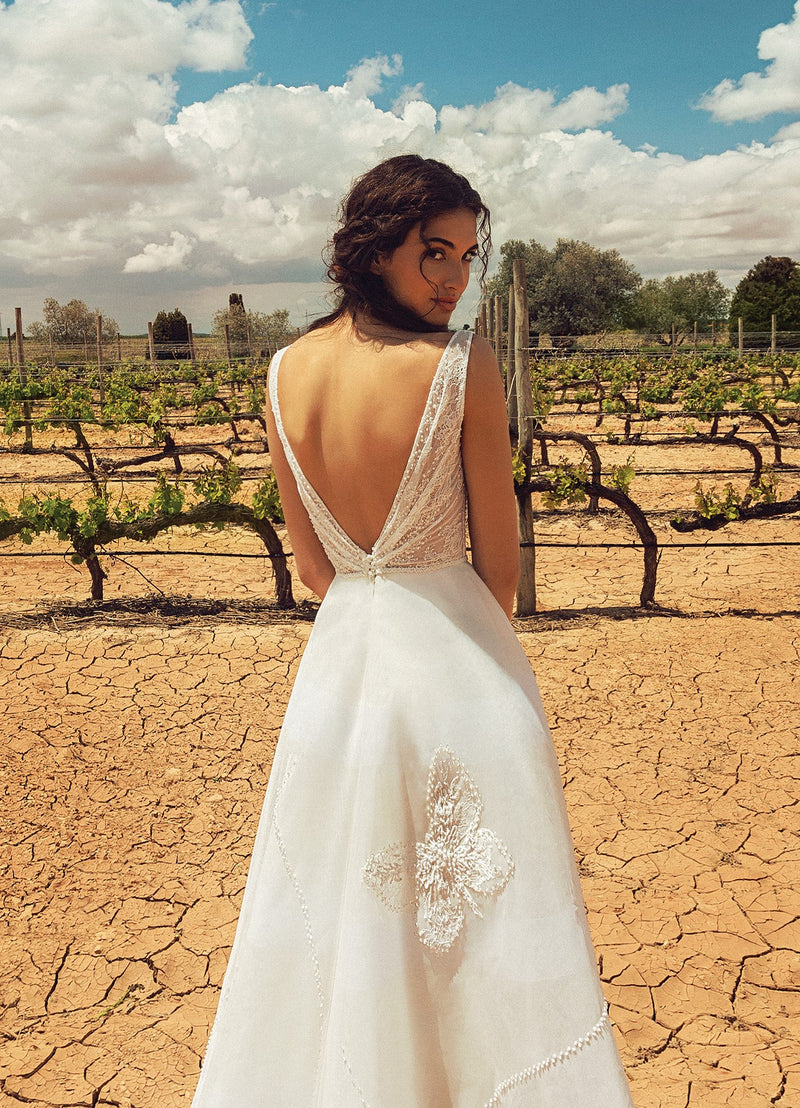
[425,236,479,253]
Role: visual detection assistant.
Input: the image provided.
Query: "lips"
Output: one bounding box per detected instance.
[434,298,457,310]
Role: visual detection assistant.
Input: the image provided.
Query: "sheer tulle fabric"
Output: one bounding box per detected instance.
[191,332,634,1106]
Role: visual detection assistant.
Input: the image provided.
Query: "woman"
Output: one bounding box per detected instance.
[192,155,633,1106]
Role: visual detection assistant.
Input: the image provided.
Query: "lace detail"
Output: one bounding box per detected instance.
[341,1047,371,1108]
[272,759,325,1034]
[484,1004,612,1106]
[268,330,471,579]
[363,747,514,953]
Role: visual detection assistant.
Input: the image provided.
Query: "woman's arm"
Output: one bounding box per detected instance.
[265,370,336,601]
[462,336,519,618]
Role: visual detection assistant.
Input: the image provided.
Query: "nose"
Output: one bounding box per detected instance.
[443,256,468,294]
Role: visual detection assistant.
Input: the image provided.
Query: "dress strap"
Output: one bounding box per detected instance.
[267,347,302,489]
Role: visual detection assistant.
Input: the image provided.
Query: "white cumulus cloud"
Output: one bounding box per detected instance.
[1,0,800,332]
[699,1,800,121]
[0,0,253,277]
[344,54,403,99]
[124,231,194,273]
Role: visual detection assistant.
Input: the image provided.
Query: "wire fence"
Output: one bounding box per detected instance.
[523,330,800,356]
[3,539,799,561]
[4,330,800,372]
[1,331,292,371]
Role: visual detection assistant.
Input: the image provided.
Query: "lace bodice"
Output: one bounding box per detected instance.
[268,329,471,579]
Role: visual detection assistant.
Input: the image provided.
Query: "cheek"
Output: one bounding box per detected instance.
[391,260,426,296]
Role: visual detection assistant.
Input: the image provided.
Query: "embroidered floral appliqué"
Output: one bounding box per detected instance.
[363,747,514,953]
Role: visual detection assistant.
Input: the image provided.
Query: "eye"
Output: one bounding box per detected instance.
[424,248,446,261]
[463,250,478,264]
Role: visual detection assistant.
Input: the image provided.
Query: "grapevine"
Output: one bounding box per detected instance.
[2,344,799,611]
[0,356,291,605]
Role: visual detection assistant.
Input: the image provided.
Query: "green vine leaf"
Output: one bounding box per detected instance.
[511,448,527,488]
[693,480,741,520]
[193,461,241,505]
[609,455,636,494]
[542,461,588,508]
[147,473,186,517]
[252,473,284,522]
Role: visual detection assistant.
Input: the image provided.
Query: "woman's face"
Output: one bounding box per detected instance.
[371,207,479,328]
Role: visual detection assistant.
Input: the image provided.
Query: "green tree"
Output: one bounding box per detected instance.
[485,239,551,300]
[487,238,640,337]
[623,278,669,334]
[152,308,190,359]
[625,271,730,339]
[729,256,800,344]
[28,298,118,343]
[212,295,293,354]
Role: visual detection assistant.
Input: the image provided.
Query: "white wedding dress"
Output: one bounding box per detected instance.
[191,330,634,1106]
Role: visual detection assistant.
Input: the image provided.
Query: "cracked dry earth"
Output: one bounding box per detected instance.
[2,611,798,1107]
[1,501,799,1105]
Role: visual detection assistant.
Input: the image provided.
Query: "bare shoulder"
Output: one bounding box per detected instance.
[274,326,336,372]
[465,333,504,407]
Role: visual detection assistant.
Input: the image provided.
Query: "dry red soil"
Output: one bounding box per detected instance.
[1,429,798,1106]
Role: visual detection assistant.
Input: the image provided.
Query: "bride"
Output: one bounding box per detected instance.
[191,154,634,1106]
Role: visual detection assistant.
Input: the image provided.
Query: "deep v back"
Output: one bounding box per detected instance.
[269,329,472,580]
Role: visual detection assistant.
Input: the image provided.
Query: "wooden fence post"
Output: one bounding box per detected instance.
[493,294,503,368]
[188,322,197,368]
[513,259,536,616]
[6,328,13,367]
[693,321,698,355]
[738,316,744,360]
[147,322,158,370]
[771,313,777,355]
[96,314,105,405]
[15,308,33,452]
[506,283,516,431]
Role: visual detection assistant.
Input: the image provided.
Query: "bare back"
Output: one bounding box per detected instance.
[273,321,455,552]
[267,318,519,614]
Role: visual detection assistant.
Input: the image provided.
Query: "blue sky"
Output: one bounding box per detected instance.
[176,0,795,158]
[1,0,800,331]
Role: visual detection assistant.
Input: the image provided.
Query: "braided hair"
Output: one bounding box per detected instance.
[310,154,491,333]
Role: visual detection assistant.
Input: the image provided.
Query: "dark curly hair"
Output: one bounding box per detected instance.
[310,154,491,333]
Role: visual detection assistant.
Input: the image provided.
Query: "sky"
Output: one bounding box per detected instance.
[1,0,800,334]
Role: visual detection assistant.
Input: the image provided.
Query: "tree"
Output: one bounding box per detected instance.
[28,298,118,343]
[623,279,669,334]
[728,256,800,344]
[625,272,730,339]
[487,238,640,337]
[153,308,189,345]
[485,240,551,300]
[212,294,293,355]
[152,308,190,359]
[215,292,248,345]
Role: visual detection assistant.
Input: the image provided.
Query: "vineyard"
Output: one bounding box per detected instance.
[1,336,799,615]
[507,345,800,613]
